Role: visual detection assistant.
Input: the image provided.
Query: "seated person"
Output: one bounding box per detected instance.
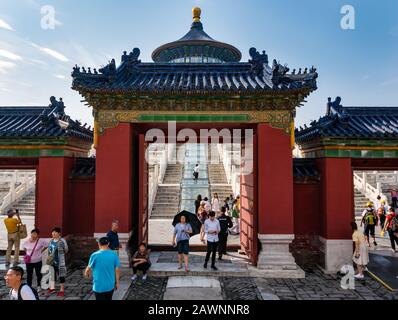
[131,243,151,281]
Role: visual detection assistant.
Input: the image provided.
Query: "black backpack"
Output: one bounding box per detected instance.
[17,283,39,300]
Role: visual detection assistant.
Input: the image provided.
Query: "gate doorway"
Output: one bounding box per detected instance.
[132,124,258,264]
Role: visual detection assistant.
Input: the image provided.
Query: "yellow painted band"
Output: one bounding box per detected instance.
[367,270,394,292]
[0,145,89,153]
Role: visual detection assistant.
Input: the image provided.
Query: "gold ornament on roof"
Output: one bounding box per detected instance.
[192,7,201,22]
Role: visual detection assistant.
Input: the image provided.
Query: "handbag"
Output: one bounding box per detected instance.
[18,224,28,239]
[24,239,39,264]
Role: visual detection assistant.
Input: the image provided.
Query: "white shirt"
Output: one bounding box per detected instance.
[212,198,220,212]
[194,165,199,173]
[10,285,37,300]
[204,219,221,242]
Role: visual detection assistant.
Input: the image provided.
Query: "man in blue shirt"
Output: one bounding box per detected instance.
[85,237,120,300]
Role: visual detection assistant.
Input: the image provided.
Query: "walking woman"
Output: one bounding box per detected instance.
[211,193,220,213]
[381,207,398,253]
[351,221,369,280]
[22,228,47,289]
[47,227,68,297]
[172,215,193,272]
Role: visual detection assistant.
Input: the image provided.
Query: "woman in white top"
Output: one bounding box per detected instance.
[211,193,220,212]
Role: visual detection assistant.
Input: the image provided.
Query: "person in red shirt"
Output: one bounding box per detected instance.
[382,207,398,253]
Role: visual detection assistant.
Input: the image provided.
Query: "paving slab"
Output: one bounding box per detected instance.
[167,276,220,288]
[163,287,222,300]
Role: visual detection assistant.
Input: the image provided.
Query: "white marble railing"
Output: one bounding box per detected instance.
[353,172,386,203]
[0,171,36,214]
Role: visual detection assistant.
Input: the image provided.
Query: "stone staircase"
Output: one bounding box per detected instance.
[150,161,183,219]
[207,147,234,202]
[8,190,36,216]
[354,188,370,217]
[163,164,183,184]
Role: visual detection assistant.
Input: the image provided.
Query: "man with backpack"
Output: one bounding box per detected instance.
[361,202,378,247]
[5,266,39,300]
[382,207,398,254]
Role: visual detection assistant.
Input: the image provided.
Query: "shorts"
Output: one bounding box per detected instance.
[364,224,375,237]
[177,240,189,255]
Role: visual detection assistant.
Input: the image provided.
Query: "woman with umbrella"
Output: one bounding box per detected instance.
[172,214,193,272]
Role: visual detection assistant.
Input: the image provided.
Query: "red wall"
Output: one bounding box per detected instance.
[66,178,95,235]
[293,182,320,236]
[257,123,294,235]
[95,123,133,233]
[316,158,353,239]
[36,157,74,236]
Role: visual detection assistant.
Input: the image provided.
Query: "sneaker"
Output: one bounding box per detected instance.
[131,274,138,281]
[57,291,65,297]
[374,241,378,246]
[211,265,218,271]
[47,288,56,294]
[354,274,364,280]
[218,255,222,261]
[203,262,208,269]
[142,274,147,281]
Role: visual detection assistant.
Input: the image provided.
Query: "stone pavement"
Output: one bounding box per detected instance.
[125,267,398,300]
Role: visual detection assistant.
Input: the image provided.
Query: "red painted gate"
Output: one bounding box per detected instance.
[240,134,258,265]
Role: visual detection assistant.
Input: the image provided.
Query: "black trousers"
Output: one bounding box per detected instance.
[205,241,218,266]
[388,229,398,250]
[392,197,398,208]
[133,262,151,275]
[218,233,228,256]
[94,290,114,301]
[26,261,42,287]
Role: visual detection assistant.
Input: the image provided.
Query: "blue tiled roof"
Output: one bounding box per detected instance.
[293,159,319,178]
[0,100,93,141]
[295,100,398,143]
[72,48,318,96]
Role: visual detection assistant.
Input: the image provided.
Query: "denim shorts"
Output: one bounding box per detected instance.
[177,239,189,255]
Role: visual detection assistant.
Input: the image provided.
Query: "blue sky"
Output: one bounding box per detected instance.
[0,0,397,126]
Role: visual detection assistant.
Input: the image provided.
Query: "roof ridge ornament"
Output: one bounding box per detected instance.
[326,96,342,115]
[249,47,269,74]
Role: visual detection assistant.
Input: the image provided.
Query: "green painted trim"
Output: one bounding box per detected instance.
[137,114,251,122]
[302,149,398,159]
[0,138,67,146]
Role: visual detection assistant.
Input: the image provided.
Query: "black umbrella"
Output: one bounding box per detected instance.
[172,210,202,236]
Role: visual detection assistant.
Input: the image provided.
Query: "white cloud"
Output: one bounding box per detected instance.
[0,60,16,74]
[31,43,69,62]
[54,74,66,79]
[0,19,14,31]
[0,49,22,61]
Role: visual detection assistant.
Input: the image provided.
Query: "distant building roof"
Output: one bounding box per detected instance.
[293,159,319,179]
[0,97,93,141]
[295,97,398,144]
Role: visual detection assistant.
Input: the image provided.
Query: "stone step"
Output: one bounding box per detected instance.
[148,263,249,277]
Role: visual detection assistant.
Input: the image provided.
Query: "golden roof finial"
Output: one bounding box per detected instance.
[192,7,201,22]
